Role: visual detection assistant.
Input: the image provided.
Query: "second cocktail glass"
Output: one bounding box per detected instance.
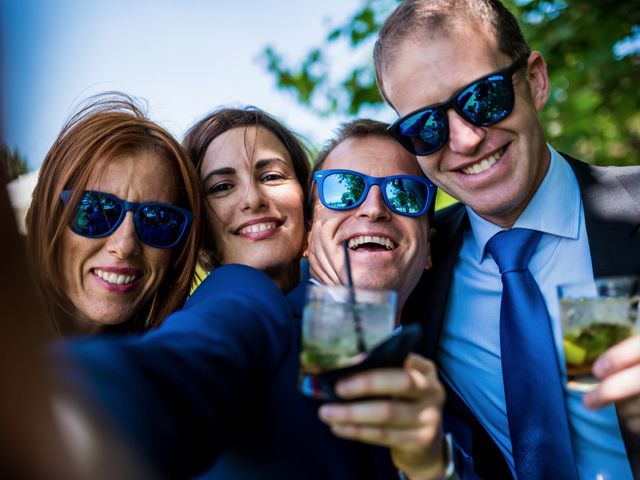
[558,276,640,392]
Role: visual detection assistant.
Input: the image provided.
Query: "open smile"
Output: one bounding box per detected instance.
[460,147,504,175]
[93,268,140,285]
[238,222,280,235]
[348,235,397,251]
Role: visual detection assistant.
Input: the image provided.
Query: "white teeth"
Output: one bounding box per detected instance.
[348,235,396,250]
[461,149,503,175]
[94,268,137,285]
[240,222,278,234]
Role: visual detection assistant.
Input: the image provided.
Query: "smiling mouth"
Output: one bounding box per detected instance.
[238,222,279,235]
[348,235,397,251]
[94,268,139,285]
[461,148,504,175]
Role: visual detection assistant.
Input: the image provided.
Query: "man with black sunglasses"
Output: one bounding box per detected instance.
[374,0,640,479]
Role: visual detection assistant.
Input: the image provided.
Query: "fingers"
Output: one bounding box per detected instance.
[584,363,640,409]
[319,398,440,428]
[318,354,444,450]
[582,337,640,433]
[318,354,447,477]
[593,335,640,378]
[319,398,442,454]
[333,353,444,403]
[583,336,640,410]
[327,418,441,450]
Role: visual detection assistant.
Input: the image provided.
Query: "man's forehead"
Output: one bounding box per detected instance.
[384,24,503,115]
[323,136,422,177]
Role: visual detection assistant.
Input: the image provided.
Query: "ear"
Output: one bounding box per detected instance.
[526,51,550,111]
[302,230,311,258]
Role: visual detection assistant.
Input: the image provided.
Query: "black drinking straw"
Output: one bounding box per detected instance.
[342,240,367,353]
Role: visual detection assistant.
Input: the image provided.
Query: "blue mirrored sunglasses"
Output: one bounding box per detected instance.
[61,190,193,249]
[388,55,528,156]
[314,169,436,217]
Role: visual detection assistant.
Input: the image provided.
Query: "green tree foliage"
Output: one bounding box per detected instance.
[1,144,29,183]
[262,0,640,167]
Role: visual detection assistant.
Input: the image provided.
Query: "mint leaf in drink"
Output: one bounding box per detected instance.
[566,323,632,363]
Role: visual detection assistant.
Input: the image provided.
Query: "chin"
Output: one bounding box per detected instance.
[91,315,130,328]
[353,277,395,293]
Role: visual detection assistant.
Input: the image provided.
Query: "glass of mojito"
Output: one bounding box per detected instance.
[298,284,396,399]
[558,276,640,392]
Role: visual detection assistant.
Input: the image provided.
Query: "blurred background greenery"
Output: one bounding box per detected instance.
[1,145,28,183]
[262,0,639,209]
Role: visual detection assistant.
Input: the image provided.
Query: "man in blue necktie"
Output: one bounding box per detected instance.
[374,0,640,478]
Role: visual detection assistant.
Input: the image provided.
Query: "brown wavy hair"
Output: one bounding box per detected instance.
[26,93,203,336]
[183,106,311,270]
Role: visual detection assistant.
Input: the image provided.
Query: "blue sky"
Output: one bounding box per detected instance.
[2,0,390,170]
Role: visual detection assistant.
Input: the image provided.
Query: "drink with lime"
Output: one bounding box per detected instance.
[559,276,639,391]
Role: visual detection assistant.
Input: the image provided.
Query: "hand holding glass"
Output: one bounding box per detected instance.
[558,276,640,392]
[299,284,397,399]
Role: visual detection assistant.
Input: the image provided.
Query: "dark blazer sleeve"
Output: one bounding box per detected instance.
[51,264,297,478]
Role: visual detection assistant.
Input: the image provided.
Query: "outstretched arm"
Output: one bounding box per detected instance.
[50,264,295,478]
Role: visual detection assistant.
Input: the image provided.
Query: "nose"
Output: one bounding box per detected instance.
[105,213,143,258]
[240,182,268,212]
[357,186,391,222]
[446,109,486,154]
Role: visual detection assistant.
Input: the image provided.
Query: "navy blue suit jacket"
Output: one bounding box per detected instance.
[53,265,396,479]
[403,156,640,478]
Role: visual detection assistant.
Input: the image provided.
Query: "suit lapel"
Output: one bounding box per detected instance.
[403,202,468,359]
[566,155,640,277]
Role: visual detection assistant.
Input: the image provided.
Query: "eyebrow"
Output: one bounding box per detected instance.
[204,157,290,180]
[201,157,291,185]
[201,167,236,185]
[254,157,289,170]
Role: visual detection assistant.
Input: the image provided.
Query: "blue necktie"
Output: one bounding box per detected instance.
[486,228,578,480]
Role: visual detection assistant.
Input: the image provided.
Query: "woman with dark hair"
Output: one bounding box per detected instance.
[183,107,310,293]
[27,93,203,336]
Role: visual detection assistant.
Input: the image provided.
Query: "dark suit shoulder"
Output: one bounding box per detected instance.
[285,281,308,320]
[433,201,464,223]
[431,202,467,253]
[562,153,640,202]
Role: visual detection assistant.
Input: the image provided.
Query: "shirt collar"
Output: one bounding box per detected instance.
[465,145,582,262]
